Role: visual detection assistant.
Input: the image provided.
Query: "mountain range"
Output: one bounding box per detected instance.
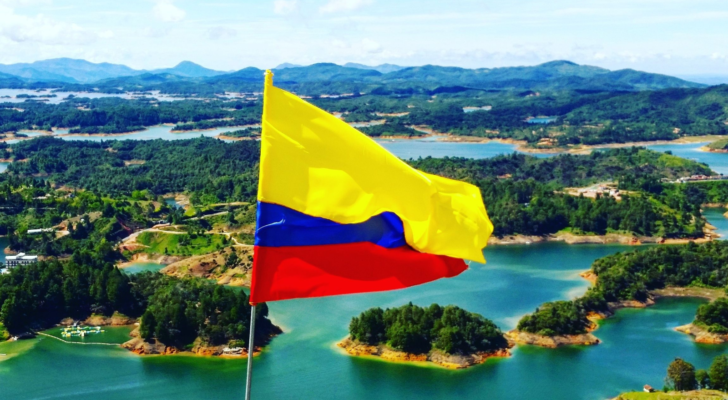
[0,58,707,92]
[0,59,227,84]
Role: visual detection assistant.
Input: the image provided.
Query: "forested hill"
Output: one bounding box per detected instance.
[410,147,713,187]
[2,138,714,239]
[6,137,260,201]
[0,60,702,93]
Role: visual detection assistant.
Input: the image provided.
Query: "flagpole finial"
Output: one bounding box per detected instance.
[264,70,273,87]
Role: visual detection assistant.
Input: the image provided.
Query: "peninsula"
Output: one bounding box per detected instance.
[509,241,728,347]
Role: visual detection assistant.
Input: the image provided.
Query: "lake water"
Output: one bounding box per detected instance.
[643,142,728,175]
[2,240,727,400]
[0,89,197,104]
[527,117,558,124]
[3,137,728,399]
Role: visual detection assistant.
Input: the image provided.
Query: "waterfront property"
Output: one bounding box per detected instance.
[27,228,54,235]
[5,253,38,268]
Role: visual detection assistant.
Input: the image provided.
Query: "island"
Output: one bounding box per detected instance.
[217,127,261,140]
[509,241,728,347]
[337,303,511,369]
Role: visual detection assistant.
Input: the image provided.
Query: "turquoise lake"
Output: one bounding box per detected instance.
[1,138,728,399]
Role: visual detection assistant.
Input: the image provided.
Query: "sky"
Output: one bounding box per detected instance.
[1,0,728,76]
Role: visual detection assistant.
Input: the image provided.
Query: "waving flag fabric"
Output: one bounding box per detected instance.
[249,71,494,303]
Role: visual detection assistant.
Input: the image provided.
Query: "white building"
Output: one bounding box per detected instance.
[5,253,38,267]
[27,228,54,235]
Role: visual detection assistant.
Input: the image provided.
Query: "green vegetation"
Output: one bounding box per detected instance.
[516,301,591,336]
[0,175,172,257]
[411,147,711,238]
[0,64,724,147]
[348,303,508,355]
[518,241,728,336]
[707,138,728,151]
[138,275,279,348]
[221,127,261,138]
[358,121,424,137]
[0,256,279,348]
[0,96,260,135]
[7,137,260,203]
[0,256,140,332]
[695,298,728,334]
[136,231,229,256]
[5,139,715,241]
[615,353,728,398]
[615,391,728,400]
[667,358,698,391]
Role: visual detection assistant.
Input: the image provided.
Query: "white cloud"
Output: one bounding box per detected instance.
[153,0,186,22]
[207,26,237,40]
[140,27,170,38]
[0,0,51,6]
[319,0,372,14]
[361,38,381,53]
[0,5,99,45]
[99,30,114,39]
[273,0,298,15]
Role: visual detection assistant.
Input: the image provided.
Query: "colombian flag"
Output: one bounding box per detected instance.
[249,71,494,303]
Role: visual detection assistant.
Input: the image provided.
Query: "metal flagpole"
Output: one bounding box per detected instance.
[245,304,257,400]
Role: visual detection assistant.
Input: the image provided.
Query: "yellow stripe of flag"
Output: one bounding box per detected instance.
[258,71,493,263]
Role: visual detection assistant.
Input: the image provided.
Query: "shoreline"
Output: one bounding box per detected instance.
[509,274,726,348]
[216,134,258,141]
[336,337,511,369]
[425,132,728,155]
[121,326,278,359]
[488,220,720,246]
[698,145,728,153]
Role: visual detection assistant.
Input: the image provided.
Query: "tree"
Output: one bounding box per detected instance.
[696,369,710,390]
[709,355,728,391]
[139,310,156,341]
[666,358,697,391]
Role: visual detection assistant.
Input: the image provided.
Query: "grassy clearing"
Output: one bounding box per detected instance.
[615,390,728,399]
[708,138,728,150]
[136,231,229,255]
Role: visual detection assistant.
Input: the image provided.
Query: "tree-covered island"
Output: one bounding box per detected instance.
[338,303,511,369]
[509,241,728,347]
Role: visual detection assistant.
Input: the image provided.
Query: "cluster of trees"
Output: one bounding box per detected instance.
[410,147,712,186]
[411,148,710,238]
[172,118,259,132]
[665,356,728,393]
[358,121,424,137]
[0,97,260,134]
[348,303,507,355]
[138,276,279,348]
[7,137,260,203]
[0,174,177,256]
[518,241,728,336]
[0,254,135,332]
[695,298,728,334]
[221,128,261,138]
[0,255,279,347]
[7,139,714,241]
[516,301,591,336]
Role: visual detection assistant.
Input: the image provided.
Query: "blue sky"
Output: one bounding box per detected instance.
[1,0,728,76]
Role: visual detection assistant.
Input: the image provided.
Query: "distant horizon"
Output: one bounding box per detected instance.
[3,56,728,81]
[2,1,728,77]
